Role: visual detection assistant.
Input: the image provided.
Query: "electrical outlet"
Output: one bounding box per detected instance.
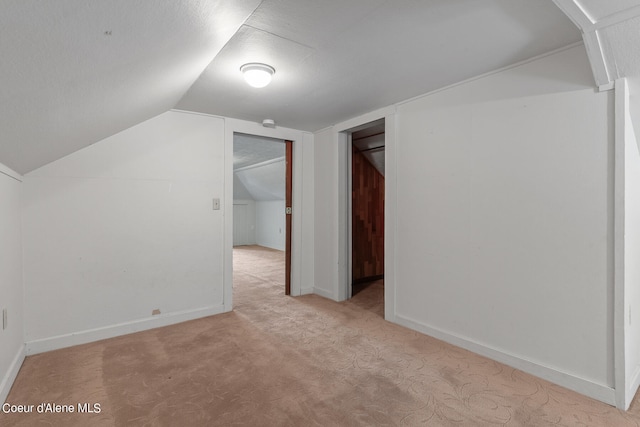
[2,308,7,330]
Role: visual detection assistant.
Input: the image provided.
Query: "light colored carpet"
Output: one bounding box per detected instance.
[2,245,640,426]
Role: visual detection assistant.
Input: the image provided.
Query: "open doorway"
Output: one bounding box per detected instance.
[351,121,385,296]
[232,133,292,295]
[335,114,393,319]
[342,119,385,316]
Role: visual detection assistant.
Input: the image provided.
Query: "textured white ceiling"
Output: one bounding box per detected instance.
[600,16,640,79]
[177,0,581,132]
[234,133,284,170]
[578,0,640,21]
[0,0,261,173]
[7,0,637,175]
[233,133,285,201]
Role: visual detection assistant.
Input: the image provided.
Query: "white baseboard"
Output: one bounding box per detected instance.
[1,344,25,404]
[626,365,640,409]
[313,287,336,301]
[26,305,225,355]
[300,287,314,295]
[394,314,616,406]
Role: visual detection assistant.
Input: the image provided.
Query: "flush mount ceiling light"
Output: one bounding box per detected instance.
[240,63,275,88]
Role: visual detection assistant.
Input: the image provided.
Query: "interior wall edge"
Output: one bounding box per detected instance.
[334,106,396,134]
[614,76,628,409]
[383,112,397,323]
[0,162,24,406]
[629,365,640,409]
[312,287,336,301]
[169,108,227,121]
[0,345,25,404]
[0,163,22,182]
[394,314,617,406]
[25,304,225,356]
[300,287,314,295]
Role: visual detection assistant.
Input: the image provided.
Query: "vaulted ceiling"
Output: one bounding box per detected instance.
[233,134,285,201]
[2,1,639,174]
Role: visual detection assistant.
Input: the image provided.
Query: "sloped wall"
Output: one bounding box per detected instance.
[234,174,255,200]
[235,159,285,201]
[22,111,226,352]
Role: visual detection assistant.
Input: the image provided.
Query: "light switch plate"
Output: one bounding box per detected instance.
[213,198,220,210]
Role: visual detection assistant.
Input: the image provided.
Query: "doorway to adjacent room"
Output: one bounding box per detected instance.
[232,133,293,295]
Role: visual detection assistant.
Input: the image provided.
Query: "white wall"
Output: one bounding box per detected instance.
[313,127,338,300]
[0,164,24,404]
[235,159,285,200]
[233,174,255,200]
[620,78,640,409]
[299,132,316,296]
[233,200,256,246]
[256,200,285,250]
[233,197,286,250]
[629,77,640,150]
[22,110,226,353]
[234,158,286,250]
[395,46,613,401]
[314,44,618,404]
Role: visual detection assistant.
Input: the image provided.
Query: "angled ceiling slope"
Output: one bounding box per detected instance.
[3,1,587,174]
[0,0,261,174]
[234,134,285,201]
[177,0,581,131]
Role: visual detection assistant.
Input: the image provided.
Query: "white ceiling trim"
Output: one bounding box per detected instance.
[583,30,614,89]
[553,0,609,88]
[553,0,640,88]
[589,5,640,31]
[396,41,586,107]
[0,163,22,182]
[553,0,594,28]
[234,156,285,172]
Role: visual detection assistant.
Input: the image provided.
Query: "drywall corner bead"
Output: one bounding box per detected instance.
[600,81,615,91]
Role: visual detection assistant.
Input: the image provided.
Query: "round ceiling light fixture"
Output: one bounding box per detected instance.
[240,63,275,88]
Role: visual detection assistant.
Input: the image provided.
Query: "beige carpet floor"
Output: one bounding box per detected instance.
[2,245,640,426]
